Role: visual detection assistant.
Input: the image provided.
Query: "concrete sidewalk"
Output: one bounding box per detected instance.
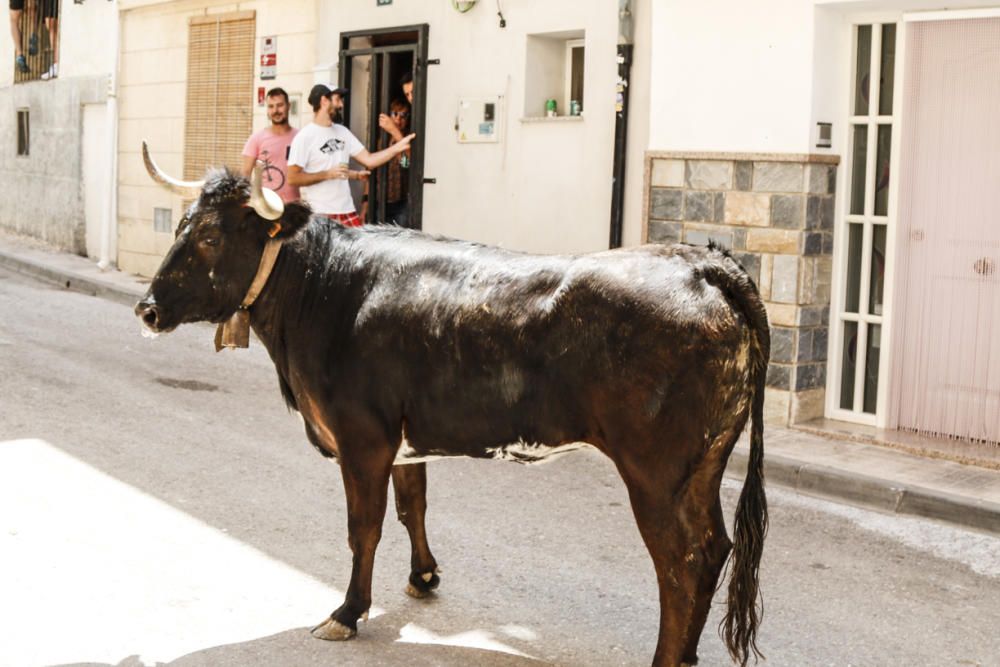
[3,231,1000,535]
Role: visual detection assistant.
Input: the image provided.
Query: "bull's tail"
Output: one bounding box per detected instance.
[700,244,770,666]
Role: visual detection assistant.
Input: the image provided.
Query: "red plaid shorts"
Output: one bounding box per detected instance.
[323,212,362,227]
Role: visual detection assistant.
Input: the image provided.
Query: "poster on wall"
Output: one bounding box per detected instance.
[260,36,277,80]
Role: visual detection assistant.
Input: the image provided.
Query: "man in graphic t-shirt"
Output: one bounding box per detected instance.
[241,87,300,203]
[287,84,414,226]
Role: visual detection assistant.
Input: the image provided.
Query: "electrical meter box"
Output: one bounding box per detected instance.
[457,96,502,143]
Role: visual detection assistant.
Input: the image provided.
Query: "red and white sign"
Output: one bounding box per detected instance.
[260,36,277,80]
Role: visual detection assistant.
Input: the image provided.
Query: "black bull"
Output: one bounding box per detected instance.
[135,161,770,667]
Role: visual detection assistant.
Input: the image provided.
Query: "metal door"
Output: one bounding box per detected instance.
[339,25,429,229]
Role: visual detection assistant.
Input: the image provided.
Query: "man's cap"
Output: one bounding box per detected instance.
[308,84,349,107]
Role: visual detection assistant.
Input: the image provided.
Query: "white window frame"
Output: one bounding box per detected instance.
[563,38,585,114]
[826,15,905,428]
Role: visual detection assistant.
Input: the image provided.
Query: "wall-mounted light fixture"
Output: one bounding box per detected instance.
[816,122,832,149]
[452,0,477,13]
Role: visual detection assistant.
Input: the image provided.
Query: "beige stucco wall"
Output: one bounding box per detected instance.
[315,0,643,255]
[116,0,316,276]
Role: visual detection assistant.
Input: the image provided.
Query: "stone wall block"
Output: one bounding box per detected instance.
[806,195,835,231]
[822,233,834,255]
[648,220,682,244]
[798,257,817,304]
[813,326,829,362]
[798,305,826,327]
[765,302,797,327]
[767,364,792,390]
[683,191,715,222]
[764,389,791,424]
[734,161,753,191]
[759,253,774,300]
[686,160,733,190]
[725,192,770,227]
[771,254,799,303]
[807,164,836,194]
[733,229,748,250]
[713,192,726,223]
[746,229,800,254]
[771,194,806,229]
[791,388,826,423]
[770,326,796,363]
[753,162,804,193]
[734,251,761,285]
[803,232,824,255]
[651,159,685,188]
[795,363,827,391]
[650,188,683,220]
[797,329,815,362]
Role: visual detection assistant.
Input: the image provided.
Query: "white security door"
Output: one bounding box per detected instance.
[892,17,1000,443]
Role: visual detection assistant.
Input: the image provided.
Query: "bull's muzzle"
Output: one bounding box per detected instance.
[135,298,162,331]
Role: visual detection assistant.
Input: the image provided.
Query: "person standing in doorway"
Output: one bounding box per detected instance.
[288,84,414,226]
[376,97,412,227]
[38,0,56,80]
[400,71,414,105]
[241,87,300,204]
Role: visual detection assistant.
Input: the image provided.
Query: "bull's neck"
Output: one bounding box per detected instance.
[247,221,360,357]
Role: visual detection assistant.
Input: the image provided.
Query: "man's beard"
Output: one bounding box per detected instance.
[330,109,345,125]
[270,114,288,126]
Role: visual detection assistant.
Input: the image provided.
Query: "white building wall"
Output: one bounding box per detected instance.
[316,0,627,255]
[0,0,115,253]
[649,0,819,154]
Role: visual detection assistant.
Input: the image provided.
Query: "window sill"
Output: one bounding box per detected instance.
[519,115,585,123]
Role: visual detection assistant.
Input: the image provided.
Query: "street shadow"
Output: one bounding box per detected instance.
[50,617,548,667]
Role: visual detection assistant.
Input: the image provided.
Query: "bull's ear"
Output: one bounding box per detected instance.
[260,201,312,240]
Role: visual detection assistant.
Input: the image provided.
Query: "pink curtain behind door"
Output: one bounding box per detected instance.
[891,18,1000,445]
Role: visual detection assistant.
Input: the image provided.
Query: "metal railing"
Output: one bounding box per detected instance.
[12,1,55,83]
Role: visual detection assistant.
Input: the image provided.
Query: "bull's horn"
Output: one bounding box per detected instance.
[142,141,204,198]
[248,160,285,221]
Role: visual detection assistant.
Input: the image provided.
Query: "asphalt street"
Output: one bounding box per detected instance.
[1,264,999,667]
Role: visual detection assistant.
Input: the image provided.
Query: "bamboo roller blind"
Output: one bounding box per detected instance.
[184,12,256,181]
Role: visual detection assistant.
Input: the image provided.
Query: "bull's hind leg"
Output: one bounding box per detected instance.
[312,440,394,642]
[391,463,440,598]
[678,497,732,666]
[616,447,731,667]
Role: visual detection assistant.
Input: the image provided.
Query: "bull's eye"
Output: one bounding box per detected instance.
[202,237,221,247]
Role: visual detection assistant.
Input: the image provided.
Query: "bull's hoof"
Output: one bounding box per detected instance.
[311,617,356,641]
[404,569,441,599]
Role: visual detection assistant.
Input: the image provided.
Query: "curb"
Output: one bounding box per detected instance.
[726,449,1000,535]
[0,248,144,308]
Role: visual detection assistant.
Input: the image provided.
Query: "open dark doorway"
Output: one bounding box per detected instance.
[340,25,429,230]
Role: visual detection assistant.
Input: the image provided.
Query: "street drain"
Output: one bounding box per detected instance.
[155,377,220,392]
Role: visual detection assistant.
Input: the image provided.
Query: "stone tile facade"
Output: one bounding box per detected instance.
[644,152,839,426]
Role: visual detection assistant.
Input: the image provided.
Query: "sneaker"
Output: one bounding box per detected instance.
[15,55,28,73]
[28,33,38,56]
[41,63,58,80]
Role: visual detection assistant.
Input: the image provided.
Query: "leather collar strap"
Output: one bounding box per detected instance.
[214,238,284,351]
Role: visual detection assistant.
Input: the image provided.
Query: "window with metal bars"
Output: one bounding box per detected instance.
[12,0,57,83]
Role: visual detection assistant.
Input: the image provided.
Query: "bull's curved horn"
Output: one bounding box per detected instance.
[248,160,285,221]
[141,141,204,198]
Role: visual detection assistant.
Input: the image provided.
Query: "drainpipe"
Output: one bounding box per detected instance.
[609,0,633,249]
[98,1,121,271]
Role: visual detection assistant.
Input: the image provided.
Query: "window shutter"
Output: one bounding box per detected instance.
[184,12,255,182]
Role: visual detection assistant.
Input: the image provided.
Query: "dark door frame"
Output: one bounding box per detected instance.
[339,24,429,230]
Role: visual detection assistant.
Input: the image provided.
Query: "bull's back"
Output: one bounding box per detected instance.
[334,232,753,455]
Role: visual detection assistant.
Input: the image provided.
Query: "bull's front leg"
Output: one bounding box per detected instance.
[312,443,394,641]
[391,463,440,598]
